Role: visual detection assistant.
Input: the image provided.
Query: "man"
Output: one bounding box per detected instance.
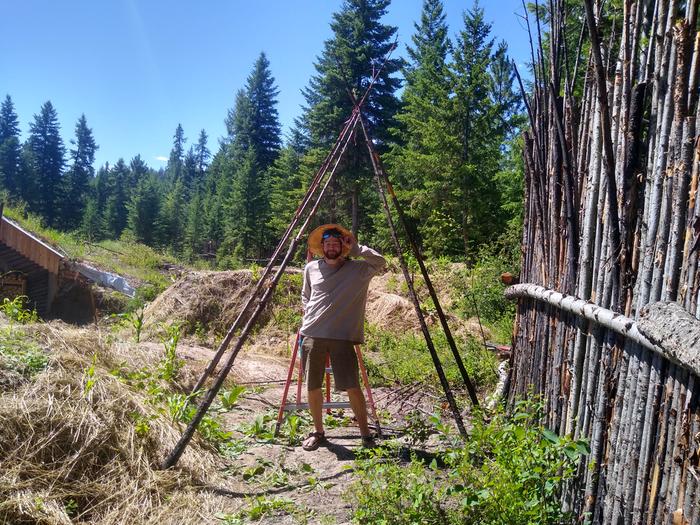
[300,223,386,451]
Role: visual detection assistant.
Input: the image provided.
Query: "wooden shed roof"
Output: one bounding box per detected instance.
[0,217,65,275]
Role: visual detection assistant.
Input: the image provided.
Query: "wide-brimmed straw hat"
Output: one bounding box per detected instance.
[307,223,354,258]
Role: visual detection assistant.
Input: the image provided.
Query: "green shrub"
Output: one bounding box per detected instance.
[0,295,39,324]
[347,400,589,525]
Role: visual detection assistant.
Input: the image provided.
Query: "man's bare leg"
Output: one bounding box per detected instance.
[308,387,324,433]
[347,387,370,437]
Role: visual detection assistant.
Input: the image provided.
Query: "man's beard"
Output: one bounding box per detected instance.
[324,248,341,260]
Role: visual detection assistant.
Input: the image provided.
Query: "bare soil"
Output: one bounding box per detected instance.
[162,338,444,524]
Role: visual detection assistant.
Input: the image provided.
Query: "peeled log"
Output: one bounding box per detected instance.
[637,301,700,377]
[506,284,700,376]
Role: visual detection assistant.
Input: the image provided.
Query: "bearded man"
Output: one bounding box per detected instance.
[299,224,386,451]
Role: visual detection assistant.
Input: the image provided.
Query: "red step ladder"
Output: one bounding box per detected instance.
[274,331,382,437]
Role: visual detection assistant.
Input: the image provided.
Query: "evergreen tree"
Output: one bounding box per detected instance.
[103,159,129,237]
[246,52,281,170]
[81,196,103,241]
[127,174,160,245]
[183,190,205,259]
[157,178,185,253]
[219,54,282,260]
[63,114,98,230]
[129,154,149,190]
[26,101,65,226]
[267,144,304,241]
[194,129,210,175]
[386,0,460,255]
[300,0,401,234]
[183,146,198,196]
[0,95,23,197]
[166,124,185,182]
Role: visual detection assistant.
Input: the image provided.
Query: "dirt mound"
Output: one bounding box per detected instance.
[144,270,256,336]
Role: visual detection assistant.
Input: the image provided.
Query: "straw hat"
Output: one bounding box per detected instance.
[307,223,354,258]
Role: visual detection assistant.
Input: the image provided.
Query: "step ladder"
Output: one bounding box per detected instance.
[274,331,382,437]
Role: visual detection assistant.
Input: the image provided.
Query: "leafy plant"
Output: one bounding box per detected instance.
[82,353,98,397]
[117,307,145,343]
[346,400,590,525]
[217,496,315,524]
[219,385,246,410]
[158,323,183,381]
[364,324,498,392]
[242,412,276,442]
[0,327,47,377]
[0,295,39,324]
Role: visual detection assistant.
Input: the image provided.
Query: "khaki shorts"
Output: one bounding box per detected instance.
[301,336,360,391]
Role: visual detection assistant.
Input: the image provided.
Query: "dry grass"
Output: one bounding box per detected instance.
[143,270,258,336]
[0,322,234,525]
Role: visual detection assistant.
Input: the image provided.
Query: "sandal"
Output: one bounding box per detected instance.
[361,435,377,448]
[302,431,326,451]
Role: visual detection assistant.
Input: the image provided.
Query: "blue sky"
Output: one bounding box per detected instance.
[2,1,532,169]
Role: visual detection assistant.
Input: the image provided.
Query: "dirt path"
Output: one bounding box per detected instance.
[173,342,431,524]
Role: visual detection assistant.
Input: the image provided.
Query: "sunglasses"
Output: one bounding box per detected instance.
[322,230,343,240]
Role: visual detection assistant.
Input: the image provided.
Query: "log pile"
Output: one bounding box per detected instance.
[509,0,700,522]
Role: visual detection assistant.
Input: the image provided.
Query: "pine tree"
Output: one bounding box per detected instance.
[183,190,204,260]
[127,174,160,245]
[267,144,304,241]
[194,129,210,176]
[246,53,281,170]
[63,114,98,230]
[386,0,460,255]
[26,101,65,226]
[103,159,129,238]
[129,154,149,189]
[167,124,185,182]
[218,54,282,260]
[183,146,198,196]
[0,95,23,198]
[450,2,520,257]
[300,0,401,234]
[80,196,103,241]
[157,178,185,253]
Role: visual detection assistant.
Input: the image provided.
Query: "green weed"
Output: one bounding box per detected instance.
[219,385,246,410]
[217,496,315,524]
[0,327,47,377]
[364,325,498,392]
[346,400,589,525]
[158,323,183,381]
[0,295,39,324]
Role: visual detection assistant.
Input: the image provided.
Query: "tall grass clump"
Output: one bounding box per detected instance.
[364,324,498,394]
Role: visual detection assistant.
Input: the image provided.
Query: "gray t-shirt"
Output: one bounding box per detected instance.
[300,243,386,343]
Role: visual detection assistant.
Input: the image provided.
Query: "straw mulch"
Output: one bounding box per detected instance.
[0,322,233,525]
[143,270,263,336]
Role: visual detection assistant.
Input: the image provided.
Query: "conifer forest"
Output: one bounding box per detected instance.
[3,0,700,523]
[0,0,524,267]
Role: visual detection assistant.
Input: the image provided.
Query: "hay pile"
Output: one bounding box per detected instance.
[0,322,232,525]
[365,289,419,332]
[141,268,473,340]
[144,270,257,336]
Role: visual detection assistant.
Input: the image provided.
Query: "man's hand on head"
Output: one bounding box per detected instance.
[342,235,356,253]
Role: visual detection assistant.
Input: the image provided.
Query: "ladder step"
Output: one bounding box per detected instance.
[282,401,351,411]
